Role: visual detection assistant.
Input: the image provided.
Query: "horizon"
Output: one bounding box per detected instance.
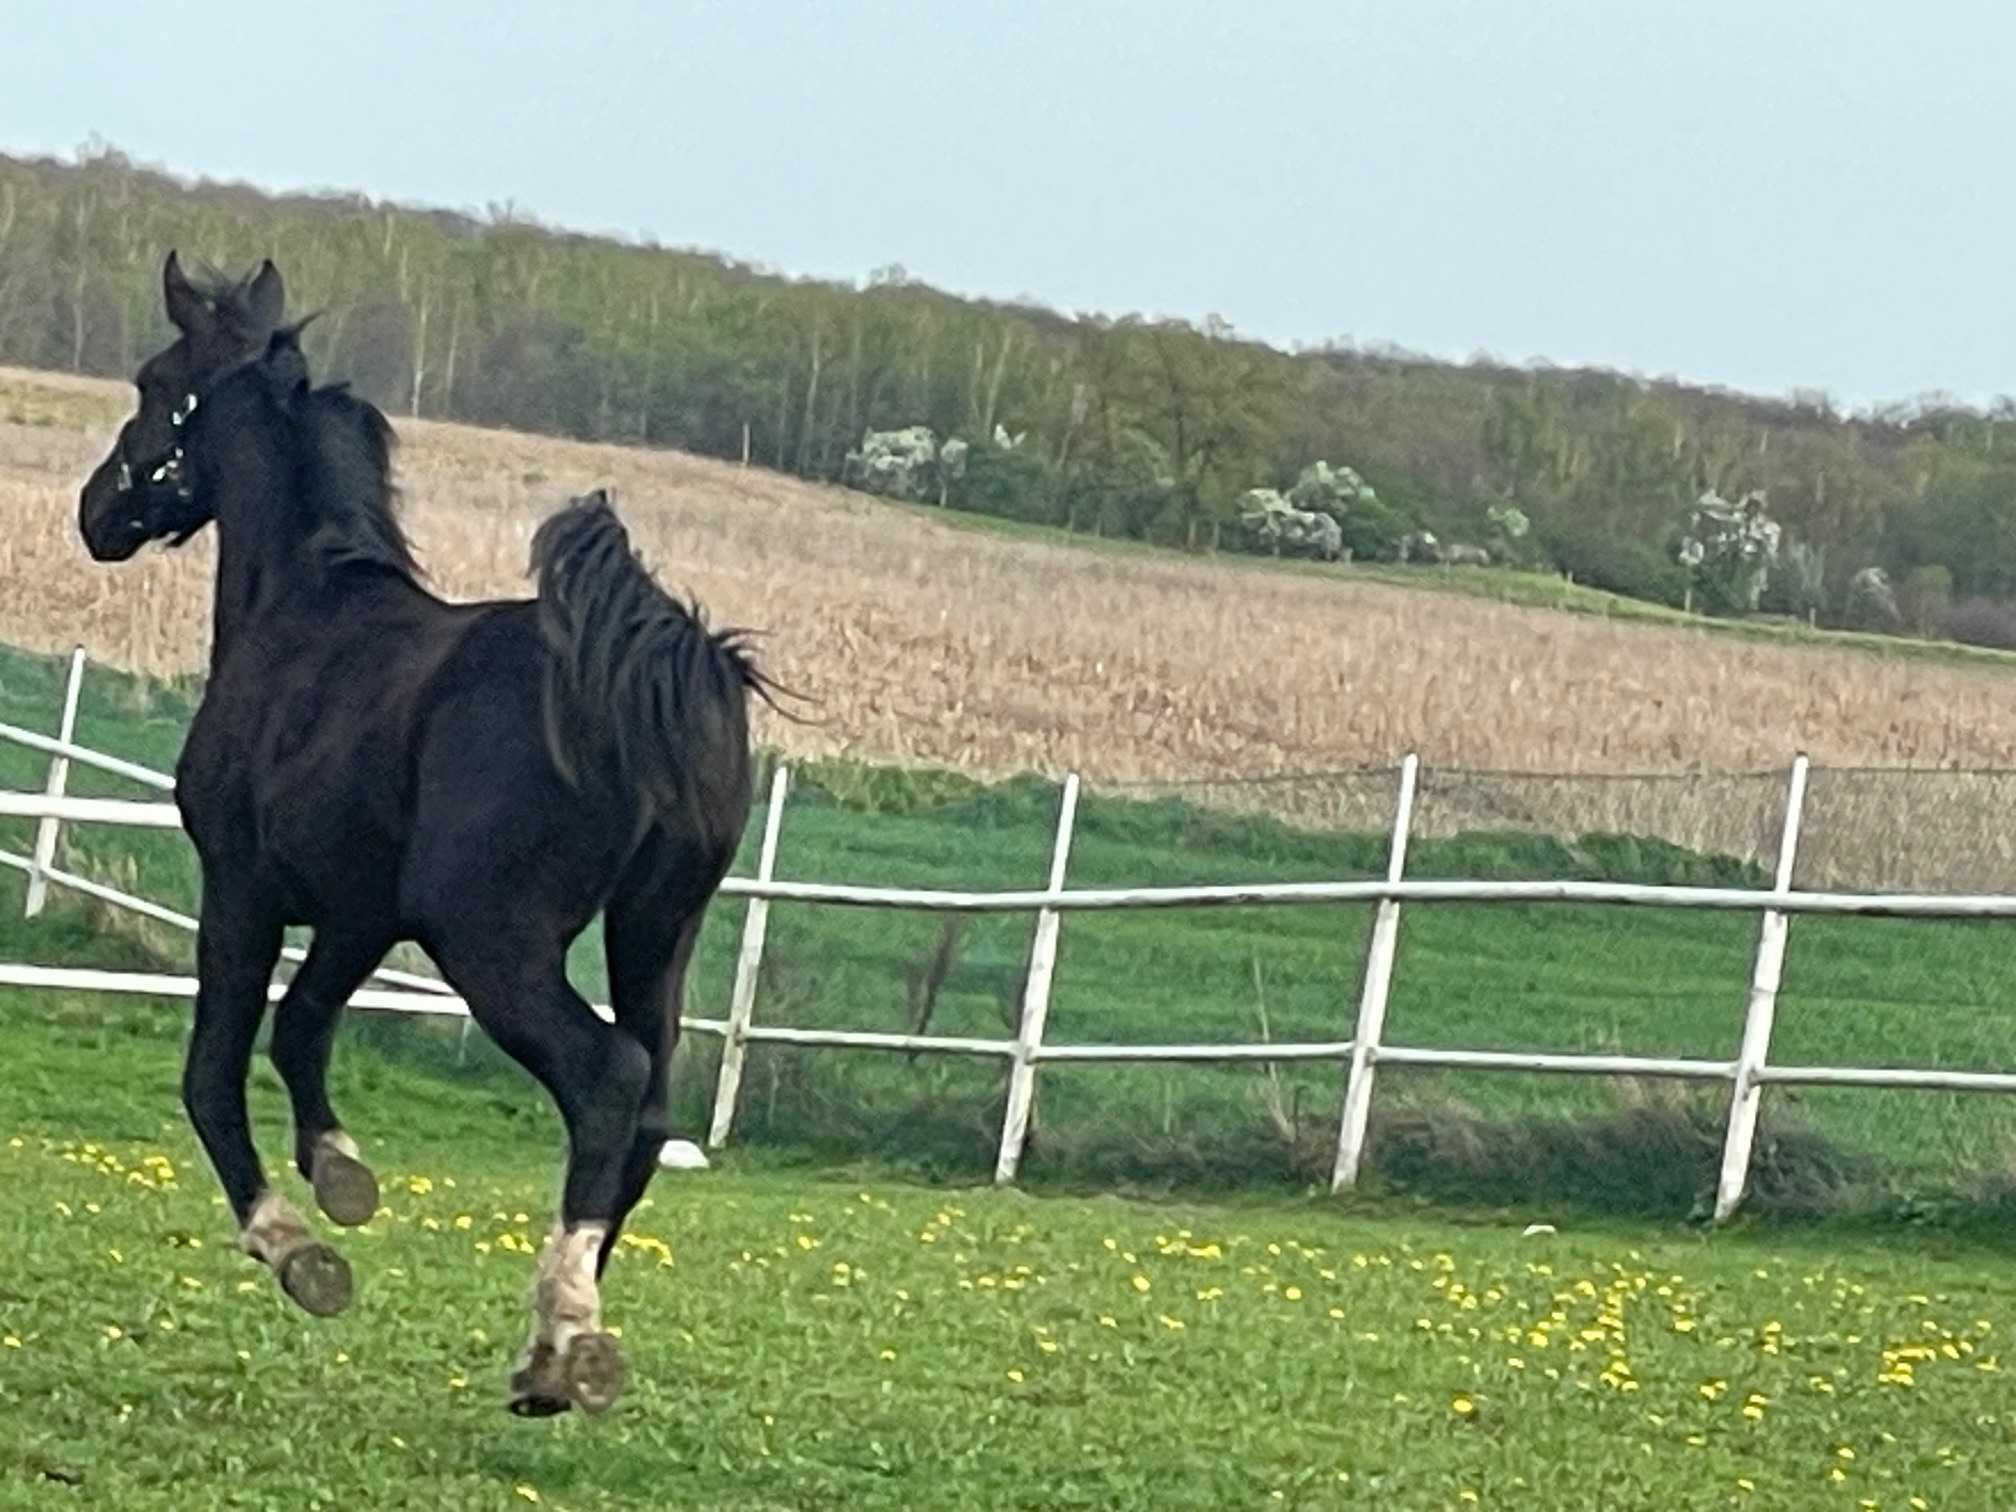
[7,0,2013,414]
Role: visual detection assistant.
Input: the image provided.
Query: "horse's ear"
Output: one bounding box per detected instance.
[244,260,285,334]
[163,250,207,335]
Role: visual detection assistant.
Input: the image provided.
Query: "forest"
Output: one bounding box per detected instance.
[6,144,2016,643]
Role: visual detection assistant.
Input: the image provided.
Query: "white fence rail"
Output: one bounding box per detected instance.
[5,649,2016,1221]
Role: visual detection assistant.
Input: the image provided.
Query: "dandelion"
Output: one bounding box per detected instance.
[879,1349,896,1362]
[1451,1395,1476,1417]
[1097,1315,1117,1329]
[1131,1274,1151,1294]
[2,1335,19,1349]
[1158,1315,1185,1332]
[514,1487,540,1503]
[1006,1369,1024,1383]
[1737,1480,1755,1494]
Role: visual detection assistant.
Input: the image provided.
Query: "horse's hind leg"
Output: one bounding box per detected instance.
[186,883,352,1317]
[268,926,395,1226]
[427,927,649,1417]
[596,895,710,1277]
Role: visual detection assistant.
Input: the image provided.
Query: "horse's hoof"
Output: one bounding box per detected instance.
[310,1147,380,1228]
[507,1341,572,1418]
[278,1243,353,1317]
[507,1391,571,1419]
[563,1332,626,1415]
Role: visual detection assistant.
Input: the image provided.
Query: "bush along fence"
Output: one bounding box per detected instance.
[6,651,2016,1221]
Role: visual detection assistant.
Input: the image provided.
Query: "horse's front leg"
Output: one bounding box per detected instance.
[185,883,352,1316]
[268,926,397,1227]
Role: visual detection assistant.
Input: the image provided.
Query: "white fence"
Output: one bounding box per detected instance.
[6,649,2016,1222]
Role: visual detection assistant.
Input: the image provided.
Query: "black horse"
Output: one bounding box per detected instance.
[77,252,777,1416]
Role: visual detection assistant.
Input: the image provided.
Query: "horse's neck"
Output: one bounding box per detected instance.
[204,427,312,671]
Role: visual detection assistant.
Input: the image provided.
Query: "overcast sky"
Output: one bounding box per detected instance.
[8,0,2010,410]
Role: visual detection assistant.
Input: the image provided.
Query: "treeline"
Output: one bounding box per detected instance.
[7,145,2016,640]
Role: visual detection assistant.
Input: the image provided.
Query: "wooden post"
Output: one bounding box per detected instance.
[1330,754,1421,1192]
[25,648,85,920]
[993,773,1081,1185]
[1714,754,1811,1221]
[706,765,791,1149]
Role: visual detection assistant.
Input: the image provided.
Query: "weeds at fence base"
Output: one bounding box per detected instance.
[1362,1079,1878,1219]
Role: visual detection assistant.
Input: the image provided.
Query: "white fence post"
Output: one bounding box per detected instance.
[1330,754,1421,1193]
[993,772,1082,1185]
[1714,753,1812,1221]
[24,647,86,920]
[706,764,792,1149]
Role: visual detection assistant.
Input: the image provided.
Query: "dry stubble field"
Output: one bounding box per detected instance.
[6,364,2016,786]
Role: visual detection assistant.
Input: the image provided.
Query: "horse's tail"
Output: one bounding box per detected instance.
[529,489,777,850]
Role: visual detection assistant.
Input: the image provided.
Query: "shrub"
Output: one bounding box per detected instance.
[1897,564,1954,637]
[1542,530,1689,608]
[1941,596,2016,650]
[955,438,1059,526]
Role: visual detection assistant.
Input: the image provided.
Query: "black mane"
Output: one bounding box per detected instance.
[241,323,418,582]
[293,379,418,581]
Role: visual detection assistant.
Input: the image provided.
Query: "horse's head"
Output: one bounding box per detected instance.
[78,251,289,561]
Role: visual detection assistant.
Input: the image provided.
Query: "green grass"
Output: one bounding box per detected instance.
[4,640,2016,1215]
[4,988,2015,1509]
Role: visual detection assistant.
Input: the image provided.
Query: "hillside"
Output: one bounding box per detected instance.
[14,365,2016,789]
[7,146,2016,645]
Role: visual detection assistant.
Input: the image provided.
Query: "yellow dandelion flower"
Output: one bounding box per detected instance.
[1451,1395,1476,1417]
[1737,1480,1755,1494]
[1098,1315,1117,1328]
[2,1335,19,1349]
[1131,1274,1151,1293]
[1284,1286,1302,1302]
[1837,1447,1856,1461]
[514,1487,540,1503]
[879,1349,896,1362]
[1006,1368,1024,1383]
[1158,1314,1185,1332]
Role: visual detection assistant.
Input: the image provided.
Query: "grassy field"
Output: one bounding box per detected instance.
[13,364,2016,789]
[4,640,2016,1217]
[4,984,2015,1510]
